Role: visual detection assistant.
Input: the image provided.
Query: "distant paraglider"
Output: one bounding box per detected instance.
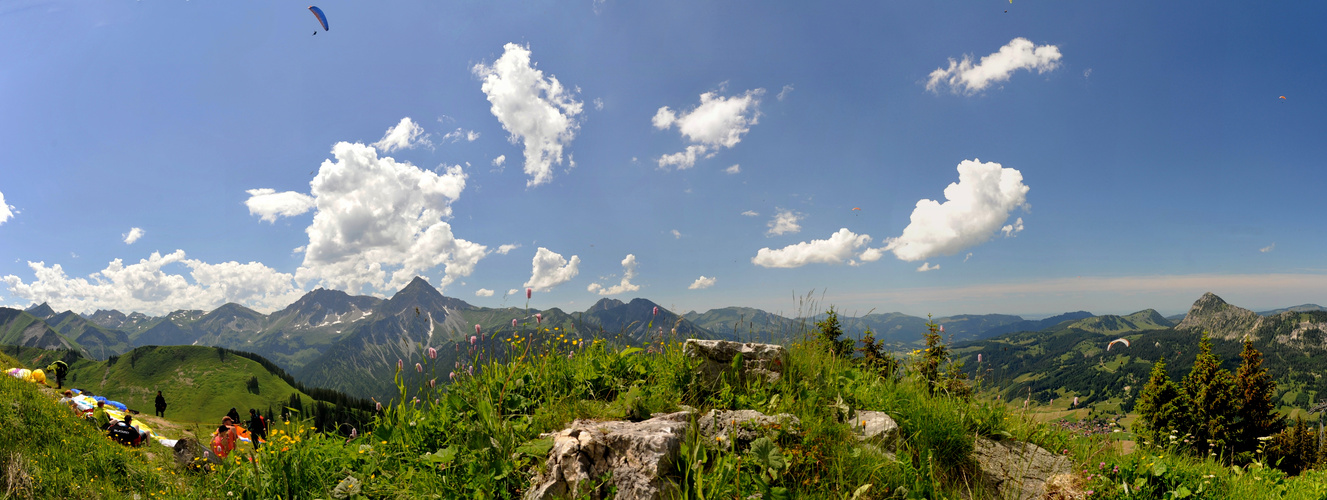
[309,6,329,35]
[1106,338,1131,351]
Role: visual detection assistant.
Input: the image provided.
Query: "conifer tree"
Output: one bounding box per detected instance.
[815,307,853,358]
[1136,356,1189,445]
[1234,336,1281,454]
[1179,331,1239,455]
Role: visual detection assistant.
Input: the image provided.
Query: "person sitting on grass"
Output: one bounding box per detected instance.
[211,417,238,459]
[92,400,114,430]
[108,414,144,447]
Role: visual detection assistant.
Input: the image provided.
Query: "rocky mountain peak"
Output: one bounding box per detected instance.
[588,298,626,313]
[1176,292,1262,340]
[25,302,56,319]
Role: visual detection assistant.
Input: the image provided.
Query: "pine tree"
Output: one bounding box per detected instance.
[1234,336,1282,454]
[1136,356,1189,445]
[815,307,853,358]
[1179,331,1239,456]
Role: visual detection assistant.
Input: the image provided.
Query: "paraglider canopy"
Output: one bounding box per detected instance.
[1106,338,1130,351]
[308,6,329,31]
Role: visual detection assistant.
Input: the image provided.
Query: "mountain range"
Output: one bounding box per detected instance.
[1,281,1319,402]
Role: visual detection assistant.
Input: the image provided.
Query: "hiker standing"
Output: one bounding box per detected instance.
[226,407,241,424]
[154,391,167,418]
[45,360,68,389]
[248,409,266,449]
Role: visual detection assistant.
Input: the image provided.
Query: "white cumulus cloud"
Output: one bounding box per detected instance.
[688,276,716,290]
[752,228,872,268]
[265,141,489,295]
[1,250,304,315]
[122,227,145,245]
[372,117,433,153]
[474,43,583,187]
[1001,217,1024,237]
[926,38,1062,95]
[475,288,495,297]
[1260,244,1275,253]
[741,210,759,217]
[492,155,506,167]
[587,254,641,296]
[917,262,940,272]
[877,159,1029,262]
[0,190,13,225]
[525,247,580,291]
[245,189,316,223]
[725,164,741,174]
[441,127,480,143]
[766,209,802,236]
[654,88,764,168]
[496,244,521,255]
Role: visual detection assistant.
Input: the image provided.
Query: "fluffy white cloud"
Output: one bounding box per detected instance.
[777,84,794,101]
[245,189,316,223]
[917,262,940,272]
[475,288,495,297]
[507,288,520,296]
[725,164,741,174]
[587,254,641,296]
[496,243,521,255]
[372,117,433,153]
[1001,217,1024,237]
[657,145,708,170]
[0,190,13,225]
[441,127,480,143]
[766,209,802,236]
[1260,244,1275,253]
[688,276,716,290]
[741,210,759,217]
[474,43,583,187]
[879,159,1029,262]
[926,38,1062,95]
[654,88,764,168]
[525,247,579,291]
[752,228,872,268]
[265,141,489,294]
[593,98,604,110]
[1,250,304,315]
[492,155,506,167]
[123,227,145,245]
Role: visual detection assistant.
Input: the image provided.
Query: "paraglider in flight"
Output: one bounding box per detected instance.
[1106,338,1130,351]
[1280,96,1286,100]
[309,6,329,34]
[852,207,861,211]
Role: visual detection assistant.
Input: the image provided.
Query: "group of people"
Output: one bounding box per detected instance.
[209,407,268,459]
[59,392,149,447]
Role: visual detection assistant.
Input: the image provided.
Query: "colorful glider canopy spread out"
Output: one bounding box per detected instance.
[1106,338,1131,351]
[309,6,329,31]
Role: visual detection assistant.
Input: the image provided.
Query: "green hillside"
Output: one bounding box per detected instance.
[1060,309,1172,334]
[0,307,83,354]
[45,310,131,360]
[64,345,314,424]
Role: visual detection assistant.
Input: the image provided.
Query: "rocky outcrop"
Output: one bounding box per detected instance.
[526,412,691,500]
[1175,292,1263,340]
[697,409,800,446]
[972,438,1077,500]
[851,410,899,451]
[683,340,788,388]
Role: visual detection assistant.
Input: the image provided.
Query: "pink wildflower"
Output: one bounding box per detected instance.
[428,347,437,359]
[653,306,658,316]
[977,353,982,363]
[376,401,383,411]
[470,335,477,345]
[415,362,423,373]
[429,378,436,388]
[527,288,532,300]
[397,359,403,371]
[475,324,481,335]
[536,313,542,324]
[512,319,518,328]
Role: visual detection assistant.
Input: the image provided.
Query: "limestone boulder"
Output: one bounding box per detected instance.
[526,411,690,500]
[971,438,1077,500]
[850,410,899,452]
[697,409,800,446]
[683,340,788,387]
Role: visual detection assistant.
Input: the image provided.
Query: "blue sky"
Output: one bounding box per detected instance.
[1,0,1324,318]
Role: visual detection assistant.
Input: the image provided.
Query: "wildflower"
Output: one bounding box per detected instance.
[527,288,533,299]
[977,353,982,363]
[416,362,423,373]
[376,401,383,411]
[429,378,436,388]
[512,319,518,328]
[428,346,437,359]
[467,366,474,376]
[450,371,456,380]
[475,324,482,335]
[470,335,477,345]
[536,313,543,324]
[653,306,659,316]
[397,359,403,371]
